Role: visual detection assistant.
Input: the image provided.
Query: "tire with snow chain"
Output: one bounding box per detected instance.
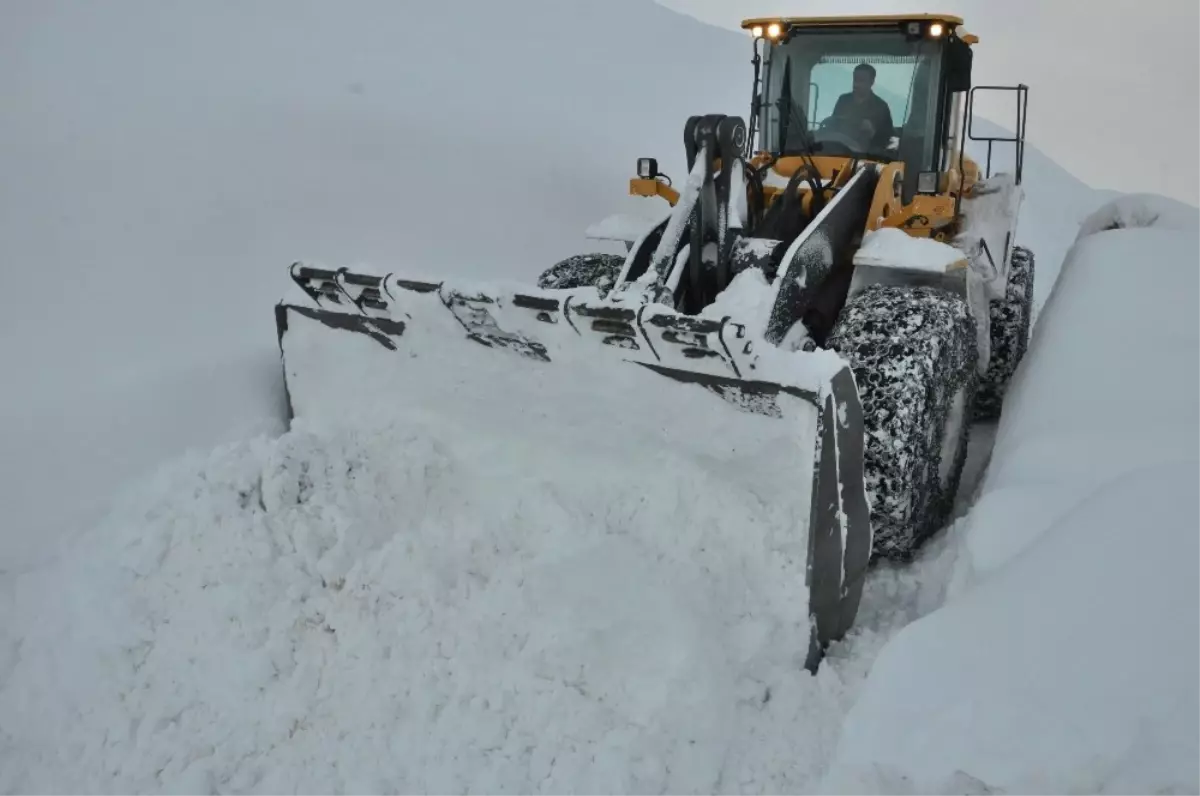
[536,253,626,297]
[974,245,1035,421]
[827,285,979,562]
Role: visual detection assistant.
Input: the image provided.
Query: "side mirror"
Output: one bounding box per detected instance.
[945,37,973,93]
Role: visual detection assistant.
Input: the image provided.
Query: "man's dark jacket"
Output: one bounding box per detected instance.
[832,91,895,151]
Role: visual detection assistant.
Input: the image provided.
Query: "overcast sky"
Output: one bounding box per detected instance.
[659,0,1199,205]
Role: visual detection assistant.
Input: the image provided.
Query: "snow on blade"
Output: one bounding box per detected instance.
[698,267,776,327]
[852,227,967,273]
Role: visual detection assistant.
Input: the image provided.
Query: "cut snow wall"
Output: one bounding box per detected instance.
[955,193,1198,582]
[820,194,1200,794]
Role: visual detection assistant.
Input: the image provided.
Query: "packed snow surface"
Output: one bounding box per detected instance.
[821,196,1200,794]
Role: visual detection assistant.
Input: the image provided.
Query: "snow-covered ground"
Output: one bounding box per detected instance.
[3,1,1197,793]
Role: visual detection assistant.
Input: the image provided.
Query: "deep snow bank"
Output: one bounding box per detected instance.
[952,195,1199,585]
[0,0,748,568]
[820,195,1200,793]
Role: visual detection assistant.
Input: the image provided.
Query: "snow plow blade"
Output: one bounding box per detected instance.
[274,263,872,670]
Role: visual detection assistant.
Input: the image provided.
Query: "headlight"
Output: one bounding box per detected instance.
[917,171,940,194]
[766,23,782,39]
[928,22,945,37]
[637,157,659,180]
[751,25,763,38]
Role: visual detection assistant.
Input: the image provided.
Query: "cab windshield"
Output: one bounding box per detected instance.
[759,28,943,168]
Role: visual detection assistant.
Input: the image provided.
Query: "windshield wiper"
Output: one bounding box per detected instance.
[773,58,827,216]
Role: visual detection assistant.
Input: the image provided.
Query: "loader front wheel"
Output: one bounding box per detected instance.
[537,253,626,297]
[827,285,979,562]
[974,245,1036,421]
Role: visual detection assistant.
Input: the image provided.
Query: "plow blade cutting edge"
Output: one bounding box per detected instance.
[274,263,872,670]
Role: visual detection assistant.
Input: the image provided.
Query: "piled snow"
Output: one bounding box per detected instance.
[1,422,783,792]
[699,267,776,326]
[0,350,289,571]
[820,195,1200,793]
[852,228,966,272]
[2,320,896,793]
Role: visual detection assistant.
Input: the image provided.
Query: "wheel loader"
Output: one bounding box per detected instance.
[273,13,1034,671]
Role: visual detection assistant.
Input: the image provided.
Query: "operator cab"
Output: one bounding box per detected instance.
[743,15,975,203]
